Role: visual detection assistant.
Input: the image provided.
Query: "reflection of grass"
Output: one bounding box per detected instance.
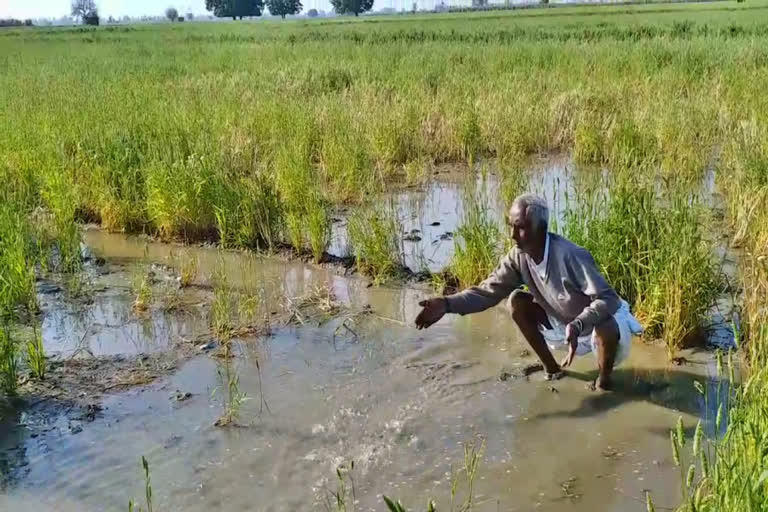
[64,273,92,302]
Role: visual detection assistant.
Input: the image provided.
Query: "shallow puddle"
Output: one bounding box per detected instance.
[0,230,724,512]
[328,155,581,273]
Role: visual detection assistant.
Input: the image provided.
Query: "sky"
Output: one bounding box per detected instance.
[0,0,472,20]
[0,0,213,19]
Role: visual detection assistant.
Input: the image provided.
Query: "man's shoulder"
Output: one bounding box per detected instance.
[501,245,523,265]
[549,233,593,261]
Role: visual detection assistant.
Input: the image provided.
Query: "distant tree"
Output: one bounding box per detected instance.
[71,0,98,20]
[165,7,179,21]
[330,0,373,16]
[186,12,195,20]
[307,7,318,16]
[266,0,302,18]
[205,0,264,20]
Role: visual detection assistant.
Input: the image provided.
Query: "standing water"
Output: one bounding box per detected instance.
[0,159,724,511]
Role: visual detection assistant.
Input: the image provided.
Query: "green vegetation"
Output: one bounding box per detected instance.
[205,0,264,19]
[178,252,199,288]
[562,171,721,356]
[266,0,303,18]
[214,353,249,427]
[450,185,501,289]
[0,324,18,395]
[0,0,764,392]
[347,206,404,284]
[670,79,768,511]
[0,2,766,510]
[330,0,374,16]
[2,12,768,507]
[128,456,154,512]
[383,437,485,511]
[131,270,154,313]
[25,324,46,381]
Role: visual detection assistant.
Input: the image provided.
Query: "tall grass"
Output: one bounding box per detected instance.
[211,262,237,340]
[26,324,45,381]
[0,206,37,315]
[347,205,404,285]
[666,57,768,511]
[0,324,18,395]
[3,11,763,257]
[449,185,502,289]
[562,171,721,355]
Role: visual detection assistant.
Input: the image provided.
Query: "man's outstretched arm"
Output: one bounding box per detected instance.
[415,251,522,329]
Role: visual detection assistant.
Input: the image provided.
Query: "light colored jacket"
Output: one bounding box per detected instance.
[445,233,620,334]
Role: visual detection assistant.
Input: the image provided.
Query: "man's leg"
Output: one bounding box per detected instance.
[592,317,620,390]
[507,290,560,375]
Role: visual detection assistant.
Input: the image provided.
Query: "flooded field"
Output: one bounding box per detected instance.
[4,5,768,509]
[0,219,725,511]
[327,156,584,273]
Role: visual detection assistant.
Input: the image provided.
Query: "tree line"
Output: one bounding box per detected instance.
[204,0,375,18]
[69,0,376,24]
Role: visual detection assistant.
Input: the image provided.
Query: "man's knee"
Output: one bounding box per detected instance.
[593,317,620,347]
[507,290,533,322]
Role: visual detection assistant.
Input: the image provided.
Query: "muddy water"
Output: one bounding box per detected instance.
[0,229,721,512]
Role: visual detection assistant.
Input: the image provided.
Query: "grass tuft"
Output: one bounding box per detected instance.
[347,205,404,285]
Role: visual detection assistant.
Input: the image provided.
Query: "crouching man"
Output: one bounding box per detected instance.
[415,194,643,390]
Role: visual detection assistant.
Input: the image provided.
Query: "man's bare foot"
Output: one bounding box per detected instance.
[586,376,613,391]
[522,363,544,376]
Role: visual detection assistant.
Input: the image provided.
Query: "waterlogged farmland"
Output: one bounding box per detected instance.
[2,2,768,510]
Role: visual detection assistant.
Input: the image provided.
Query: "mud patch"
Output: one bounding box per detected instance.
[19,351,191,405]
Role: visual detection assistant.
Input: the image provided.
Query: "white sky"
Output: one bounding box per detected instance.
[0,0,473,21]
[0,0,211,19]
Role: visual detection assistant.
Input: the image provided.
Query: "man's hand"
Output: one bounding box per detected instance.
[561,322,580,367]
[415,298,448,329]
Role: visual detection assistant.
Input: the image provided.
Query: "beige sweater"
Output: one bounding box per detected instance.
[445,233,620,334]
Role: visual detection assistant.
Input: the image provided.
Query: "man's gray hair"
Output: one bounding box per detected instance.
[511,194,549,232]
